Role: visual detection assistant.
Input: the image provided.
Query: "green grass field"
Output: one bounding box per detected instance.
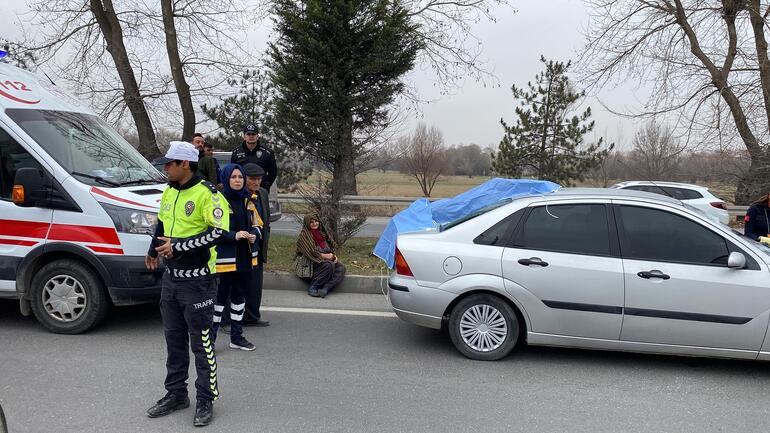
[291,171,740,213]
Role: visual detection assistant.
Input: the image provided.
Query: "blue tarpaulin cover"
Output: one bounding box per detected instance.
[373,178,561,268]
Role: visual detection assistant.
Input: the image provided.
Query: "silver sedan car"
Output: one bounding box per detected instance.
[389,188,770,361]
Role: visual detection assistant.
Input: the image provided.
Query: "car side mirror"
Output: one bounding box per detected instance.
[12,167,46,207]
[727,251,746,269]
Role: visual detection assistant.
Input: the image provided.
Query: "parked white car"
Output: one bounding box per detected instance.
[611,181,729,224]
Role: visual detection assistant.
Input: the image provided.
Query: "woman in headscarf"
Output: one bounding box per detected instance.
[212,163,263,351]
[295,214,346,298]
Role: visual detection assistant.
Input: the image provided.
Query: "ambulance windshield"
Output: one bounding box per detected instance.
[6,109,165,187]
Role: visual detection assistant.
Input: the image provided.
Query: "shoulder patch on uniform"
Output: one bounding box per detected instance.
[200,180,218,194]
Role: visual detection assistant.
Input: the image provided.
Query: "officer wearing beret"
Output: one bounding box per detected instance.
[230,124,278,191]
[242,163,271,327]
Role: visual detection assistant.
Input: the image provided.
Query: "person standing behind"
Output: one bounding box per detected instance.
[242,163,271,327]
[192,133,219,185]
[204,141,222,187]
[745,192,770,245]
[144,141,228,427]
[230,124,278,191]
[211,163,262,350]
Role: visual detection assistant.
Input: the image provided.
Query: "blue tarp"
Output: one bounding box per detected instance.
[373,178,561,268]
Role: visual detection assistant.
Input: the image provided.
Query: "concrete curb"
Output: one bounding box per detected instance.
[263,270,389,295]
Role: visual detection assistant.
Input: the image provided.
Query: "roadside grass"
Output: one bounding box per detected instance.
[265,234,388,276]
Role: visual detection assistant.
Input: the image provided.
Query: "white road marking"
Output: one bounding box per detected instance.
[262,306,397,318]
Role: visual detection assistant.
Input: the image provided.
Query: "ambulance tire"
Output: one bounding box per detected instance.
[29,259,110,334]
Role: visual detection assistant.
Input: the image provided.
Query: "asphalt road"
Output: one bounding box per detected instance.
[2,290,770,433]
[272,214,390,238]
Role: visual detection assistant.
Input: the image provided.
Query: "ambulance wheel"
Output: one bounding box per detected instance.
[29,259,110,334]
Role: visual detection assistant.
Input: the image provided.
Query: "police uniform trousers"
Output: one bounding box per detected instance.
[159,271,219,402]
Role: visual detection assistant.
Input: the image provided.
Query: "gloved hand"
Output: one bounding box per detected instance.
[759,236,770,246]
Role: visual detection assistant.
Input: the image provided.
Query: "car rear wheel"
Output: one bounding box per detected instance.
[29,259,110,334]
[448,294,520,361]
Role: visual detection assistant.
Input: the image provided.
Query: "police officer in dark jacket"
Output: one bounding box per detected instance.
[242,163,271,326]
[230,124,278,191]
[745,193,770,245]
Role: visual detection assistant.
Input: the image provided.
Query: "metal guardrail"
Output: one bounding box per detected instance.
[277,194,420,206]
[729,206,748,219]
[278,194,752,219]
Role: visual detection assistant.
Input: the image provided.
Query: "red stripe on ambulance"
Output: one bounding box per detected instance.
[0,238,39,247]
[91,187,154,209]
[49,224,120,245]
[87,245,124,254]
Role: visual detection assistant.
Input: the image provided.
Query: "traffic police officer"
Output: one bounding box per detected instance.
[145,141,229,427]
[230,123,278,191]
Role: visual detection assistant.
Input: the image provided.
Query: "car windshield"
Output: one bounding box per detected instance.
[6,109,165,186]
[439,198,513,231]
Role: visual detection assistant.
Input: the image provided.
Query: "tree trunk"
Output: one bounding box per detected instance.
[325,115,358,242]
[89,0,158,157]
[735,151,770,205]
[161,0,196,141]
[331,115,358,198]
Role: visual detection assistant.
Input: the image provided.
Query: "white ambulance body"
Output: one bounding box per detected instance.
[0,63,167,333]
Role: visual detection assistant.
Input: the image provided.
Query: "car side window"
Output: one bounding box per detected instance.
[665,187,702,200]
[474,209,525,246]
[618,205,729,266]
[0,127,43,201]
[515,204,611,256]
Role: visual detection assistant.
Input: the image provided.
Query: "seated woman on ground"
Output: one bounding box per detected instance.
[294,214,346,298]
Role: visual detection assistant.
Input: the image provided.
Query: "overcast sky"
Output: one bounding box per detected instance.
[0,0,644,149]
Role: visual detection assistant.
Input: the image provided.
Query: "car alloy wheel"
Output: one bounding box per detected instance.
[459,304,508,352]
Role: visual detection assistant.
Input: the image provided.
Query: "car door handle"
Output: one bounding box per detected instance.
[518,257,548,267]
[637,270,670,280]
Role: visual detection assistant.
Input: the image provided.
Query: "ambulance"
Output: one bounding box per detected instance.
[0,62,168,334]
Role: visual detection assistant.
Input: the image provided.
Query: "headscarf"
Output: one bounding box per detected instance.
[220,163,248,200]
[296,214,337,263]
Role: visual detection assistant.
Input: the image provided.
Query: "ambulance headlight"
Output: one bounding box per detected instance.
[100,203,158,235]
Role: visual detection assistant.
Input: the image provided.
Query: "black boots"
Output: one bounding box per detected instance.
[146,393,190,418]
[147,394,213,427]
[193,399,214,427]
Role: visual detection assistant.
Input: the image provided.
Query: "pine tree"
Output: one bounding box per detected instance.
[201,69,310,189]
[268,0,421,198]
[492,57,612,186]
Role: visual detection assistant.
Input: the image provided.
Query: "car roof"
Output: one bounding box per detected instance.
[612,180,707,190]
[547,187,682,205]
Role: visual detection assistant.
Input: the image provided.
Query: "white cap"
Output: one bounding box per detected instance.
[160,141,199,163]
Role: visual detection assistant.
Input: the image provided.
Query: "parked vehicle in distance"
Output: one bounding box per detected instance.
[389,188,770,361]
[611,181,729,225]
[152,151,281,222]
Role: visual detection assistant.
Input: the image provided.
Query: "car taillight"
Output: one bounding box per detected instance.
[710,202,727,210]
[394,247,413,276]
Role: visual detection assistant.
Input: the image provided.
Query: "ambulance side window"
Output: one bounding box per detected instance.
[0,127,43,200]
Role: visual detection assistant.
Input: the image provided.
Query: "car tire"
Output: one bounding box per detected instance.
[448,294,520,361]
[29,259,109,334]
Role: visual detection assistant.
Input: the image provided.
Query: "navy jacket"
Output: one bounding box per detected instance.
[215,196,263,272]
[744,203,770,241]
